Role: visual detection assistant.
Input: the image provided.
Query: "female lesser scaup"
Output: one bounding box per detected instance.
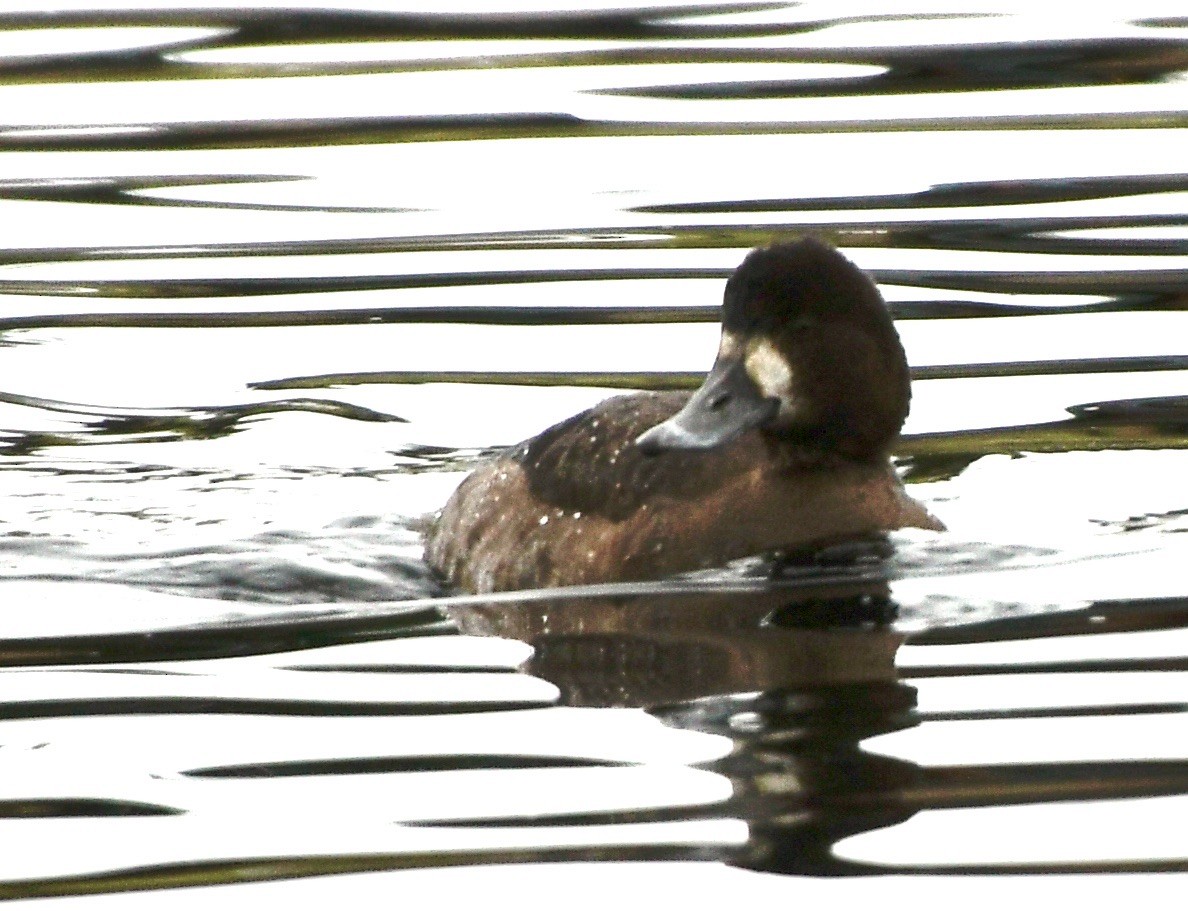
[425,238,942,593]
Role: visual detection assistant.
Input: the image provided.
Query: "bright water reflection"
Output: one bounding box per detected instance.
[0,0,1186,902]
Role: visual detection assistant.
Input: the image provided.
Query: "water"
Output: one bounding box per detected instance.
[0,1,1186,904]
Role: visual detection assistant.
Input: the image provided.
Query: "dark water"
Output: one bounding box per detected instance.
[0,1,1186,904]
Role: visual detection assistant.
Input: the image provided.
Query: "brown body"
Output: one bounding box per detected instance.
[426,392,940,593]
[425,239,943,594]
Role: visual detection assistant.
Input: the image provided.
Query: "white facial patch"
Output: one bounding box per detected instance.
[744,337,795,405]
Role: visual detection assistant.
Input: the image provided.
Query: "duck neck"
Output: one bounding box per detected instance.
[760,428,893,473]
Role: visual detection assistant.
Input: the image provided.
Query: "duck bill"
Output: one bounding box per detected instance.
[636,355,779,454]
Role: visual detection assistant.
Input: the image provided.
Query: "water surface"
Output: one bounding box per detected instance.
[1,1,1186,904]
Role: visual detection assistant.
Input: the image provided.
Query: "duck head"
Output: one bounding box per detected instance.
[636,238,910,463]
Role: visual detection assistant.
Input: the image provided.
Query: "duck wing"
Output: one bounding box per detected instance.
[514,391,751,522]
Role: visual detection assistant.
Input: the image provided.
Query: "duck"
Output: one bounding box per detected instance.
[424,237,943,594]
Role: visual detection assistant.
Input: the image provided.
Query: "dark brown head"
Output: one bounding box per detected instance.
[637,238,911,463]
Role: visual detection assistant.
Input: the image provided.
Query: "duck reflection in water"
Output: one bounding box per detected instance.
[426,237,942,598]
[461,558,920,874]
